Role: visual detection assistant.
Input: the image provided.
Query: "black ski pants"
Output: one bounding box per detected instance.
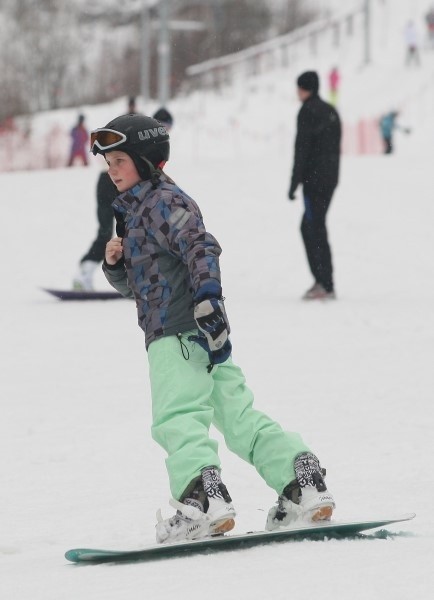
[300,188,335,292]
[81,172,118,263]
[382,135,393,154]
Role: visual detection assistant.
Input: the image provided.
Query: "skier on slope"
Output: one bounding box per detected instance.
[67,114,89,167]
[89,113,335,543]
[378,111,410,154]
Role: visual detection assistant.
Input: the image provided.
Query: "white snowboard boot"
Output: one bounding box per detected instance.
[72,260,98,291]
[156,466,236,544]
[266,452,335,530]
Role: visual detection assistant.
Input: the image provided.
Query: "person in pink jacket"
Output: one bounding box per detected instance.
[328,66,340,107]
[67,114,89,166]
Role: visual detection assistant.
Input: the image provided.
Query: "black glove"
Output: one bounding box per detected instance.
[288,187,297,201]
[189,298,232,370]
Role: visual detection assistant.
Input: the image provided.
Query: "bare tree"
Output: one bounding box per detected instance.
[272,0,318,36]
[170,0,272,94]
[0,0,321,119]
[0,0,82,118]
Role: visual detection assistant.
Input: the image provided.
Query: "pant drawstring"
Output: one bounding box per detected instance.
[177,333,190,361]
[179,332,214,373]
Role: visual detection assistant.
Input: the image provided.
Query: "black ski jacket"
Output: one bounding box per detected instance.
[290,95,341,196]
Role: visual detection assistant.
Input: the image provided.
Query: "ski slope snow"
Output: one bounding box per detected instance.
[2,1,434,598]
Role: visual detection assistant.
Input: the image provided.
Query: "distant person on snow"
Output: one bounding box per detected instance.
[379,111,411,154]
[152,106,174,130]
[89,112,335,543]
[328,66,340,107]
[127,95,137,113]
[425,6,434,46]
[404,20,421,66]
[72,167,119,290]
[72,102,175,291]
[288,71,341,301]
[67,114,89,167]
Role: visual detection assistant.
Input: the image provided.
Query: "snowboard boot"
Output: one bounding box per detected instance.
[72,260,98,291]
[155,466,236,544]
[266,452,335,531]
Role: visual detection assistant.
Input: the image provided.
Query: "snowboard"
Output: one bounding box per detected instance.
[65,513,415,564]
[43,288,123,301]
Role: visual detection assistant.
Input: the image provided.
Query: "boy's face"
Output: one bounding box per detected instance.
[105,150,141,192]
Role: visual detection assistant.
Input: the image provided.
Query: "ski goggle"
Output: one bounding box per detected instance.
[90,128,127,154]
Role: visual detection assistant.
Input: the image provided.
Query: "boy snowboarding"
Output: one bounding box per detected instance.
[90,113,335,543]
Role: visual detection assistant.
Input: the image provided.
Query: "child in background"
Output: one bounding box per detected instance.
[90,113,335,543]
[379,111,411,154]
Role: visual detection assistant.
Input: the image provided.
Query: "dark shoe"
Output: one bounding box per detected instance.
[302,283,336,300]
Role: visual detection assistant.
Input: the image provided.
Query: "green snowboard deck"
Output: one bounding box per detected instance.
[65,513,415,564]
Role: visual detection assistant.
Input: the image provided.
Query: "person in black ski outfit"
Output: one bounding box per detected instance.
[72,168,119,290]
[288,71,341,300]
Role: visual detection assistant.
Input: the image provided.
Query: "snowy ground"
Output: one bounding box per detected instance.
[2,0,434,596]
[1,127,434,598]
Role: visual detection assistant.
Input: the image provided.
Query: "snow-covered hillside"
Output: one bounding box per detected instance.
[2,1,434,598]
[3,0,434,171]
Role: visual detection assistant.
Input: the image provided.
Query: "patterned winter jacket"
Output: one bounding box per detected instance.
[102,173,222,349]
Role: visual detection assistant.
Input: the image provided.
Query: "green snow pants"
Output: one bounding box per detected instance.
[148,331,311,500]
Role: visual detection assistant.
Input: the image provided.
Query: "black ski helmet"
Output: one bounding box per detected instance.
[91,113,170,183]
